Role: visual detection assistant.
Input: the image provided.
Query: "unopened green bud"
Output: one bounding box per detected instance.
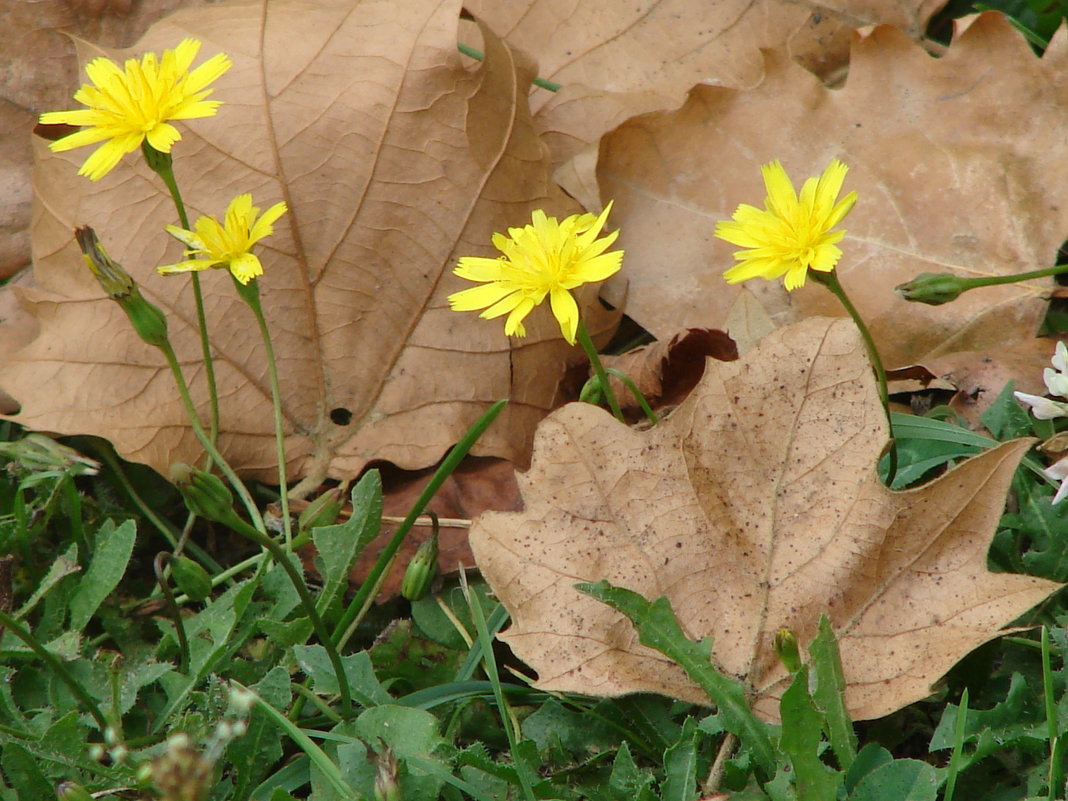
[75,225,170,346]
[373,745,401,801]
[579,375,605,405]
[121,293,170,347]
[170,555,214,602]
[774,628,802,673]
[55,781,92,801]
[401,526,439,602]
[171,463,236,524]
[894,272,968,306]
[298,487,345,532]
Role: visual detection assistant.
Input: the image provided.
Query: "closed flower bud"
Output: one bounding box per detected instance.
[894,272,968,306]
[75,226,170,347]
[373,745,402,801]
[298,487,345,532]
[55,781,93,801]
[171,463,236,524]
[774,628,802,673]
[170,555,214,602]
[401,528,439,602]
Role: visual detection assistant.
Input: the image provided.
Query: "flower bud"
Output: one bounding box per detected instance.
[894,272,968,306]
[774,628,802,673]
[171,463,236,524]
[298,487,345,532]
[401,527,439,602]
[579,375,605,405]
[170,555,214,602]
[55,781,93,801]
[373,745,401,801]
[75,226,170,347]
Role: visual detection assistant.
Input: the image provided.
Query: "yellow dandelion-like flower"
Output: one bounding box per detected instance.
[448,202,624,345]
[39,38,232,181]
[715,159,857,291]
[157,194,287,285]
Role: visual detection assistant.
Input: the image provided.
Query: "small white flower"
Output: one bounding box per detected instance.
[1014,391,1068,420]
[1044,456,1068,505]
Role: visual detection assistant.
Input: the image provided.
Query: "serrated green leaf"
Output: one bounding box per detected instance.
[981,381,1035,440]
[808,616,856,771]
[577,580,777,779]
[314,471,382,622]
[779,665,839,801]
[661,716,699,801]
[292,645,390,707]
[848,759,941,801]
[228,666,293,801]
[69,518,136,629]
[14,543,79,621]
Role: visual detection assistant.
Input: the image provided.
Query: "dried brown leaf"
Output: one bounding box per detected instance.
[601,328,737,416]
[471,317,1061,721]
[0,0,619,484]
[598,13,1068,367]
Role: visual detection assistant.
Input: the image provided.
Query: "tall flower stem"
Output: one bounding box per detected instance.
[143,143,221,452]
[811,270,897,479]
[157,339,267,533]
[233,277,293,548]
[577,319,624,423]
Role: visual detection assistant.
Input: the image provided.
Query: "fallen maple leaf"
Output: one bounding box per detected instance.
[0,0,618,486]
[598,13,1068,368]
[470,316,1062,721]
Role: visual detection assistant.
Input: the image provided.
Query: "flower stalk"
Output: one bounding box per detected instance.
[576,320,624,422]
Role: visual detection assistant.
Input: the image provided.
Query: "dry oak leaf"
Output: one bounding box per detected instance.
[598,12,1068,368]
[470,317,1062,722]
[0,0,618,486]
[465,0,945,171]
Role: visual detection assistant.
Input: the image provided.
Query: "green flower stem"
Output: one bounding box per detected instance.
[811,270,897,479]
[951,262,1068,290]
[234,277,293,547]
[153,552,191,674]
[221,510,353,717]
[143,143,221,454]
[604,367,658,425]
[576,320,625,423]
[0,609,108,731]
[157,339,267,533]
[331,400,508,650]
[456,42,561,91]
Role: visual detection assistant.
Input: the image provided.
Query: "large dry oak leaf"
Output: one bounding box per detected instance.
[0,0,618,485]
[466,0,946,160]
[470,317,1061,721]
[598,13,1068,367]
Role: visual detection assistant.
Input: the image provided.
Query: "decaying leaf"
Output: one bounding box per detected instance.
[0,0,618,485]
[598,13,1068,367]
[467,0,944,162]
[470,317,1061,721]
[600,328,737,418]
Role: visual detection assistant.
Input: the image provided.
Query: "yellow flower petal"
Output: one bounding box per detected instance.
[449,203,623,343]
[40,38,231,181]
[715,159,856,291]
[158,193,285,284]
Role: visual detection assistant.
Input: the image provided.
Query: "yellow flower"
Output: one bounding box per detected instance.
[448,203,623,345]
[39,38,231,181]
[157,194,287,285]
[715,159,857,291]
